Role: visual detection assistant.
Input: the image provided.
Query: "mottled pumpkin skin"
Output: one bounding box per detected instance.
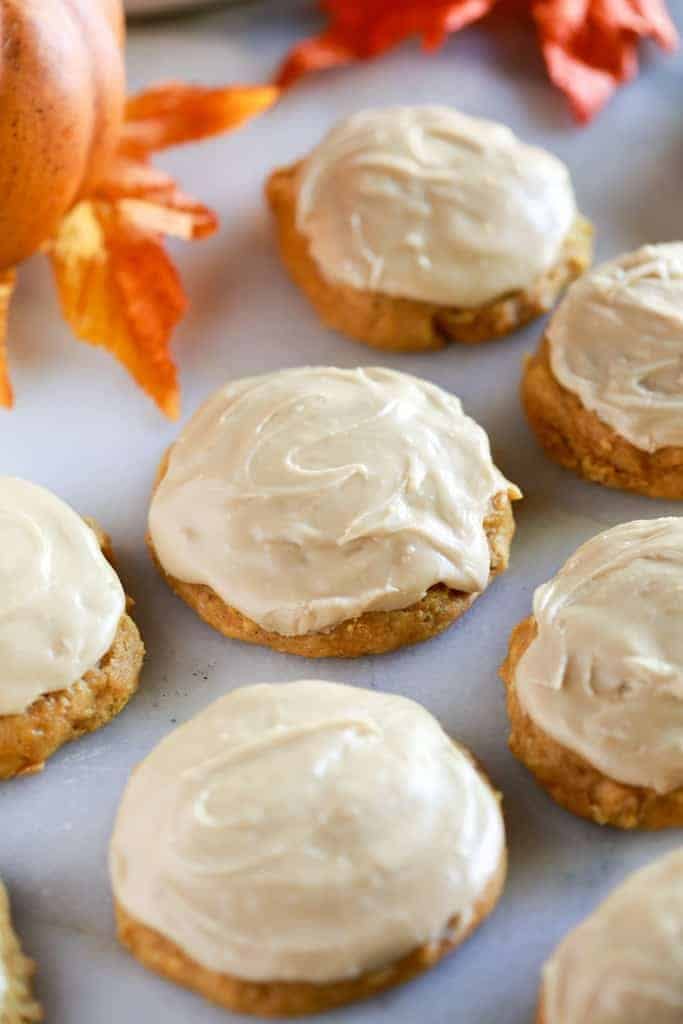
[0,0,126,269]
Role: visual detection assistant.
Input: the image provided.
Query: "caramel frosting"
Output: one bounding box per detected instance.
[549,243,683,453]
[148,366,519,637]
[542,848,683,1023]
[0,477,125,716]
[515,518,683,794]
[110,680,505,983]
[295,106,577,307]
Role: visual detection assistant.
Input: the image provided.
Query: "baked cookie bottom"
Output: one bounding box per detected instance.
[0,523,144,781]
[148,483,516,658]
[501,617,683,830]
[265,161,593,350]
[115,861,505,1017]
[522,338,683,499]
[0,882,42,1023]
[114,778,506,1017]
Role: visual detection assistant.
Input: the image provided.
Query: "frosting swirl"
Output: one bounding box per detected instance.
[0,477,125,715]
[148,367,518,637]
[515,518,683,793]
[296,106,577,306]
[110,680,505,983]
[549,243,683,452]
[542,848,683,1023]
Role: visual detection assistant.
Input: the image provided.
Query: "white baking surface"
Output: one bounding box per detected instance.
[3,3,683,1021]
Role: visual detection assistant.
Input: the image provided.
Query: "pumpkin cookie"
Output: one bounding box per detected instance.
[266,106,592,350]
[522,243,683,498]
[537,848,683,1023]
[111,680,506,1016]
[501,518,683,829]
[148,366,521,657]
[0,880,42,1023]
[0,478,144,779]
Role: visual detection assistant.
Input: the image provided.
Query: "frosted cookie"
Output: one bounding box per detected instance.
[266,106,592,350]
[537,848,683,1023]
[0,881,42,1023]
[0,478,144,779]
[148,366,521,657]
[523,243,683,498]
[111,680,506,1016]
[501,518,683,829]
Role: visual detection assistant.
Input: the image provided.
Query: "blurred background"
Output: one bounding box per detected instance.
[125,0,246,14]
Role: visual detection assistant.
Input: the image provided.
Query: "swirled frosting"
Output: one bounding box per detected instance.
[0,477,125,716]
[515,518,683,793]
[542,848,683,1023]
[148,367,519,636]
[110,680,505,983]
[549,243,683,452]
[295,106,577,306]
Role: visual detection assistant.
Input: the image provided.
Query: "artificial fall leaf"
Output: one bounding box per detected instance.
[276,0,677,122]
[277,0,494,86]
[0,270,16,408]
[121,82,281,156]
[95,158,219,239]
[45,81,278,418]
[533,0,678,122]
[50,201,186,420]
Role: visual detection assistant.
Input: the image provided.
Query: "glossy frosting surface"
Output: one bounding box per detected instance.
[515,518,683,793]
[110,681,505,983]
[549,243,683,452]
[0,477,125,716]
[542,848,683,1023]
[149,366,518,636]
[296,106,577,306]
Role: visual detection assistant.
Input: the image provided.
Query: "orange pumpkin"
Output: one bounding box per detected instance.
[0,0,126,270]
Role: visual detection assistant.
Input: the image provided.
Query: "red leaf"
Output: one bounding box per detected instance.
[276,0,678,121]
[533,0,678,121]
[277,1,495,87]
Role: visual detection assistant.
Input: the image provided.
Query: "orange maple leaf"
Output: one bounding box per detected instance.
[50,201,188,420]
[276,0,677,122]
[121,81,279,155]
[0,82,278,417]
[51,82,278,418]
